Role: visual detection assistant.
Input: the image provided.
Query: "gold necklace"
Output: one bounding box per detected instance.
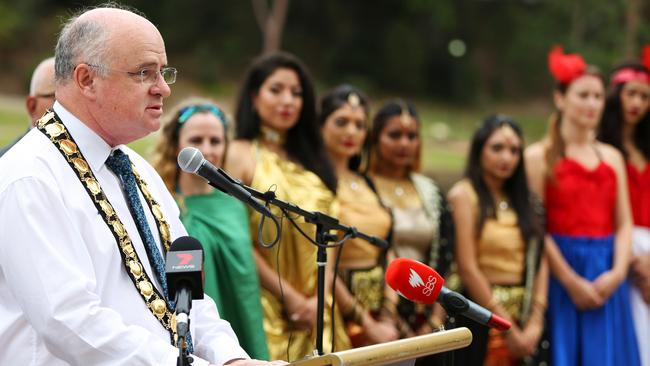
[259,125,286,146]
[339,171,364,191]
[372,175,420,209]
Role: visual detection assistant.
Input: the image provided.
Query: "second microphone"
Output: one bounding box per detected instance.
[177,147,273,218]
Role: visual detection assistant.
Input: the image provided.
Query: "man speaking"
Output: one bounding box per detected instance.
[0,4,284,366]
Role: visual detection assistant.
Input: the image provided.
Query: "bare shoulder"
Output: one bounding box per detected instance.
[447,180,470,204]
[597,141,624,161]
[596,141,625,170]
[524,141,545,162]
[224,140,256,184]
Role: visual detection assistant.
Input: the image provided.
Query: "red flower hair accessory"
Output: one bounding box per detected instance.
[642,45,650,71]
[548,46,587,84]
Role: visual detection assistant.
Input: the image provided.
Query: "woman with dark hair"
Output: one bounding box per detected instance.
[151,97,269,359]
[448,115,547,365]
[525,47,640,366]
[224,52,349,360]
[367,99,454,338]
[597,52,650,366]
[318,84,399,347]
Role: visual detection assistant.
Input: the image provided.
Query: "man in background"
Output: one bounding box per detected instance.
[0,56,55,157]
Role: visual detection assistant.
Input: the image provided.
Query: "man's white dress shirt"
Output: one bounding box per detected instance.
[0,102,249,365]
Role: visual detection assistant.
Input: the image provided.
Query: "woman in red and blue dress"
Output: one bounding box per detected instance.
[597,48,650,366]
[525,47,640,366]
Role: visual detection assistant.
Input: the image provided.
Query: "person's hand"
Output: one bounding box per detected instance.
[414,322,433,337]
[505,326,534,359]
[362,315,399,344]
[520,321,543,356]
[592,270,622,302]
[633,276,650,304]
[566,276,604,310]
[641,281,650,304]
[631,254,650,288]
[286,295,317,330]
[221,359,289,365]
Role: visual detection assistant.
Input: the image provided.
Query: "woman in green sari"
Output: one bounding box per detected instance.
[152,98,269,360]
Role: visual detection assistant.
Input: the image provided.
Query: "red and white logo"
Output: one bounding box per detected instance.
[408,268,425,288]
[176,253,193,266]
[408,268,438,297]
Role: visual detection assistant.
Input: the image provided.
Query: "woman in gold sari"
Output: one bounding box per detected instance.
[447,115,548,365]
[225,52,349,361]
[318,85,399,347]
[367,100,454,340]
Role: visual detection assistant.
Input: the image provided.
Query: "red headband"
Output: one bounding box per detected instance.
[609,45,650,86]
[548,46,587,84]
[610,68,650,86]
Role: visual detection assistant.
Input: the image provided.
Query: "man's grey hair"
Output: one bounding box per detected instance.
[54,2,146,84]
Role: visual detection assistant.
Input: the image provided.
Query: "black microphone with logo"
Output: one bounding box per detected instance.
[177,147,273,218]
[165,236,204,351]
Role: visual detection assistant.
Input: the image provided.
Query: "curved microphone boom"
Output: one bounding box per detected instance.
[385,257,511,331]
[178,147,273,218]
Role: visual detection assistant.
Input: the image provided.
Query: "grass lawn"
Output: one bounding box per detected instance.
[0,93,551,191]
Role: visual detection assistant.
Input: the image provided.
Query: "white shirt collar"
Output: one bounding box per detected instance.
[53,101,123,173]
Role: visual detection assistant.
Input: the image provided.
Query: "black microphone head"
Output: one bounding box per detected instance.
[178,147,204,173]
[170,235,203,252]
[166,236,204,300]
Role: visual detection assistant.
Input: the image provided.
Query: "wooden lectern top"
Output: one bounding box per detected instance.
[289,327,472,366]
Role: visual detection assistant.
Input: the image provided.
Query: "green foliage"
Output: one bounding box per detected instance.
[1,0,648,101]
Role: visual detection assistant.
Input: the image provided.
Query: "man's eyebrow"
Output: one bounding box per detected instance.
[133,62,163,69]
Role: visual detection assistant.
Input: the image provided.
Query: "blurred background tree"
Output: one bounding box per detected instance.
[1,0,648,185]
[1,0,648,101]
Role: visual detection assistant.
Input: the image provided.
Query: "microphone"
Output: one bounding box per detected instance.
[165,236,205,342]
[385,257,511,331]
[177,147,273,218]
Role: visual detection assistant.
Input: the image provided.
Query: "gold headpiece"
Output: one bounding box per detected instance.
[499,124,518,142]
[347,93,361,108]
[399,101,412,128]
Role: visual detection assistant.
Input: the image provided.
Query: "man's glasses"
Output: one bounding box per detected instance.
[85,63,177,85]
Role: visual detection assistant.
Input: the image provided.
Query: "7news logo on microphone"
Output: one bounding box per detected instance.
[167,250,202,271]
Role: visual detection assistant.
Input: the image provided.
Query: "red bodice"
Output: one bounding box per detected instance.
[627,162,650,228]
[545,159,617,236]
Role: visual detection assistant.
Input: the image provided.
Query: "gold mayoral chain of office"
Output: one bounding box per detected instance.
[36,110,178,345]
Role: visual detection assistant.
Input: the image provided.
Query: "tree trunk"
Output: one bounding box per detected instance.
[623,0,640,60]
[252,0,289,55]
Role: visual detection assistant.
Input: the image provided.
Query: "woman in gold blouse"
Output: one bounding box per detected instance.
[447,115,548,365]
[367,100,454,338]
[225,52,349,361]
[318,85,399,347]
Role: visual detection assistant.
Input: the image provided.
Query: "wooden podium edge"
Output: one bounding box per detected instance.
[290,327,472,366]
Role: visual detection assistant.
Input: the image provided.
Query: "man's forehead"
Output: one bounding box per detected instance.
[104,22,167,66]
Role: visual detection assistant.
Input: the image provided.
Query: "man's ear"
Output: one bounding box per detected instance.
[73,64,98,100]
[25,96,37,120]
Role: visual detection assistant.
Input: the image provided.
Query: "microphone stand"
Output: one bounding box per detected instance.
[228,177,388,356]
[176,288,194,366]
[177,339,192,366]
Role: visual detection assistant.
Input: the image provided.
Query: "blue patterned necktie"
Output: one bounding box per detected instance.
[106,150,193,352]
[106,150,170,298]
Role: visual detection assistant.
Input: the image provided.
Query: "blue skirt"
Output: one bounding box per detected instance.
[549,235,640,366]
